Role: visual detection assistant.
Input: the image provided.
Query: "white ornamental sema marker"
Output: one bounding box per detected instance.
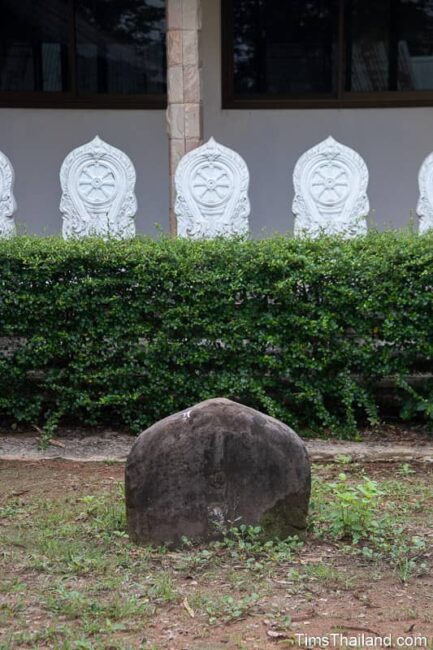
[417,151,433,234]
[175,137,250,238]
[60,136,137,240]
[0,150,17,239]
[292,136,369,238]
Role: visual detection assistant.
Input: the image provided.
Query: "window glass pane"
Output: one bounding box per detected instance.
[75,0,166,95]
[400,0,433,90]
[232,0,337,96]
[346,0,433,92]
[0,0,70,92]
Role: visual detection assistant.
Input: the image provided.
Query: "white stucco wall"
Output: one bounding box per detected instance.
[0,108,168,235]
[202,0,433,234]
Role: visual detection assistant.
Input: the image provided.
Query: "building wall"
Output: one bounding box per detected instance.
[202,0,433,234]
[0,108,168,235]
[2,0,433,236]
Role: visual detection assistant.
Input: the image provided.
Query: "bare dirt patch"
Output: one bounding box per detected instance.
[0,460,432,649]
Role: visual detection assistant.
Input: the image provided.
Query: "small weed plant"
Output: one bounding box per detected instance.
[215,524,303,565]
[196,592,260,625]
[318,473,383,543]
[312,472,429,582]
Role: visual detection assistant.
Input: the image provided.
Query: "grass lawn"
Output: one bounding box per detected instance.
[0,459,432,649]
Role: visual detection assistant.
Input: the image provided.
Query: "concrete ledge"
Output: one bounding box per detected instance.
[1,433,432,464]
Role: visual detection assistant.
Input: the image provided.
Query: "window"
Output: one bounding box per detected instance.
[222,0,433,108]
[0,0,166,108]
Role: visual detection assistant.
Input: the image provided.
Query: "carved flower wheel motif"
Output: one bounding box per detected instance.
[77,162,116,205]
[310,161,350,206]
[191,161,233,206]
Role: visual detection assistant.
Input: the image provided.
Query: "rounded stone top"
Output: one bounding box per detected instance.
[125,398,311,548]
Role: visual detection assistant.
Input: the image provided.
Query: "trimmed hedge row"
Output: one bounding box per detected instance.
[1,232,433,437]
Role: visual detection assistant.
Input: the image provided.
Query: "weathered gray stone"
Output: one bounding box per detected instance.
[125,398,311,548]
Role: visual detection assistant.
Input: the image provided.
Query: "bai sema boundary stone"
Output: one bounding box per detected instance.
[60,136,137,240]
[292,136,370,238]
[125,398,311,548]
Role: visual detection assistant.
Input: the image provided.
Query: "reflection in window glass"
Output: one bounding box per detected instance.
[232,0,337,96]
[346,0,433,91]
[0,0,70,92]
[75,0,166,95]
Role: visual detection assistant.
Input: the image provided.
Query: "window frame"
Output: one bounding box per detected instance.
[221,0,433,109]
[0,0,167,110]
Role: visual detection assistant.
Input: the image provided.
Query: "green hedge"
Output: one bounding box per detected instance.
[1,232,433,437]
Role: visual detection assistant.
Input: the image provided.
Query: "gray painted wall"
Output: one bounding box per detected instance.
[0,109,168,235]
[202,0,433,234]
[1,0,433,235]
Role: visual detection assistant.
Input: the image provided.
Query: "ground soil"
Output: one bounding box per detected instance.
[1,459,432,649]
